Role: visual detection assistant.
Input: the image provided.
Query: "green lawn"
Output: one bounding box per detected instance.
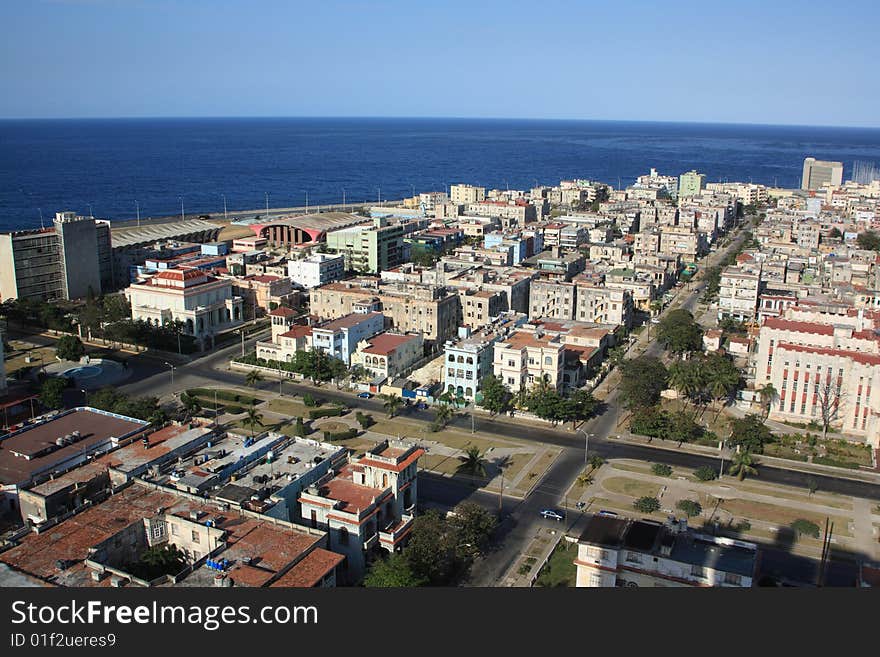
[535,540,578,587]
[601,476,661,499]
[187,388,262,407]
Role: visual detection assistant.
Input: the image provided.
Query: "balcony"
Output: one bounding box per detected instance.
[363,533,379,550]
[378,514,414,551]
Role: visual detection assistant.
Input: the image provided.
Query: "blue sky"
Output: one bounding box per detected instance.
[1,0,878,126]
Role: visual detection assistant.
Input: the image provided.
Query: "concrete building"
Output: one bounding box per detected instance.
[125,268,244,349]
[802,158,844,191]
[575,515,758,588]
[679,170,707,198]
[310,278,460,346]
[0,212,111,301]
[351,332,424,381]
[298,440,424,580]
[325,218,405,274]
[450,184,486,206]
[718,265,762,321]
[310,311,385,365]
[287,252,345,289]
[752,310,880,446]
[493,328,565,393]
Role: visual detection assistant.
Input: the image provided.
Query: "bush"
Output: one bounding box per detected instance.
[294,416,306,437]
[791,519,821,539]
[694,466,718,481]
[303,393,319,408]
[55,335,86,362]
[651,463,673,477]
[308,407,345,420]
[355,411,374,430]
[633,496,661,513]
[675,500,702,517]
[323,428,358,441]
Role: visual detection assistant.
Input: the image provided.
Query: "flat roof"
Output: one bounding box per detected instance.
[0,409,149,486]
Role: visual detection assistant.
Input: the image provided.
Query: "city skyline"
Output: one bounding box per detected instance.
[1,0,879,127]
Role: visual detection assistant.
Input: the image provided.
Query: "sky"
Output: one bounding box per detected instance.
[1,0,878,127]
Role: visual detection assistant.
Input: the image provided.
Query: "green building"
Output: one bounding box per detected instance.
[325,217,405,274]
[678,170,706,198]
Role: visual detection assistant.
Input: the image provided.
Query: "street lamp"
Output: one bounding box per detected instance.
[302,190,309,213]
[178,197,184,222]
[164,361,175,386]
[579,429,595,467]
[221,194,228,221]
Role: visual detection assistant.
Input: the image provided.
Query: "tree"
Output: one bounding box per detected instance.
[728,414,773,454]
[303,393,319,408]
[694,465,718,481]
[657,309,703,356]
[576,470,594,487]
[589,454,605,470]
[243,404,263,438]
[676,499,703,517]
[791,519,821,539]
[668,357,705,411]
[363,553,426,587]
[435,404,455,428]
[727,451,758,481]
[478,374,512,415]
[630,405,669,441]
[633,496,661,513]
[828,227,842,239]
[757,382,778,420]
[619,357,668,410]
[245,369,263,389]
[404,510,460,585]
[382,393,402,418]
[39,377,68,410]
[55,335,85,362]
[651,463,673,477]
[566,389,599,428]
[294,416,306,437]
[349,364,369,383]
[179,392,202,417]
[856,230,880,251]
[457,446,488,478]
[815,374,845,440]
[448,502,497,559]
[702,353,740,420]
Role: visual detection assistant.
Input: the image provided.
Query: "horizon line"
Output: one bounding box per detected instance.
[1,114,880,131]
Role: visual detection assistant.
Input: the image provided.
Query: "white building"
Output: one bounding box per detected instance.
[575,516,758,588]
[310,312,385,365]
[287,252,345,289]
[125,269,244,349]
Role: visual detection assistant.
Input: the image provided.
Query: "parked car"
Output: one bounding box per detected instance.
[357,392,373,399]
[415,401,428,410]
[597,510,618,517]
[539,508,565,521]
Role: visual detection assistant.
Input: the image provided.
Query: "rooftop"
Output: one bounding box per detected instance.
[315,311,384,332]
[359,332,420,356]
[0,409,149,486]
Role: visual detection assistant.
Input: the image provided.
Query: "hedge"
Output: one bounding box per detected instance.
[309,407,346,420]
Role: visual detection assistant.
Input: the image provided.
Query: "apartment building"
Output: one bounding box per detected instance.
[351,332,424,381]
[575,516,758,588]
[718,265,762,321]
[325,218,405,274]
[466,199,536,226]
[574,283,633,327]
[0,212,111,301]
[450,184,486,205]
[310,278,460,346]
[310,311,386,365]
[659,225,705,259]
[298,440,424,580]
[492,328,565,393]
[287,252,346,289]
[529,279,578,320]
[678,170,706,198]
[125,268,244,349]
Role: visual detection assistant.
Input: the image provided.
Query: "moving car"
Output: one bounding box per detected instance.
[357,392,373,399]
[540,508,565,521]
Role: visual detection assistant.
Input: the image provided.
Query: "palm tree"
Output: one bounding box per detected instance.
[668,359,703,412]
[727,451,758,481]
[757,383,778,419]
[180,392,201,418]
[589,454,605,471]
[576,470,594,487]
[243,404,264,439]
[706,367,739,421]
[382,393,402,418]
[435,404,455,428]
[457,446,488,478]
[245,369,263,389]
[437,391,456,408]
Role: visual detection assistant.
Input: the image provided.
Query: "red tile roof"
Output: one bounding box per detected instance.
[360,332,419,356]
[776,342,880,367]
[762,318,835,335]
[269,307,296,317]
[270,549,345,587]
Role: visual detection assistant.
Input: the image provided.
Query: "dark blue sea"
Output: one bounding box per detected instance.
[2,117,880,231]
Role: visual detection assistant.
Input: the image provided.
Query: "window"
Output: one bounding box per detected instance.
[724,572,741,586]
[339,526,349,545]
[691,564,705,578]
[544,356,552,365]
[170,524,178,536]
[191,530,200,543]
[626,551,642,564]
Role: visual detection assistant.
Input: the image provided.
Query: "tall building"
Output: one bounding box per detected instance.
[287,252,345,289]
[450,184,486,206]
[678,170,706,198]
[801,157,843,190]
[0,212,111,301]
[325,218,405,274]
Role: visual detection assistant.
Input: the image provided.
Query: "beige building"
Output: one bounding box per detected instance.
[492,328,564,393]
[450,184,486,206]
[802,157,843,191]
[718,265,762,321]
[351,332,424,380]
[309,278,460,346]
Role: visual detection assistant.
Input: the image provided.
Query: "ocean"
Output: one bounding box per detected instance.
[2,117,880,231]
